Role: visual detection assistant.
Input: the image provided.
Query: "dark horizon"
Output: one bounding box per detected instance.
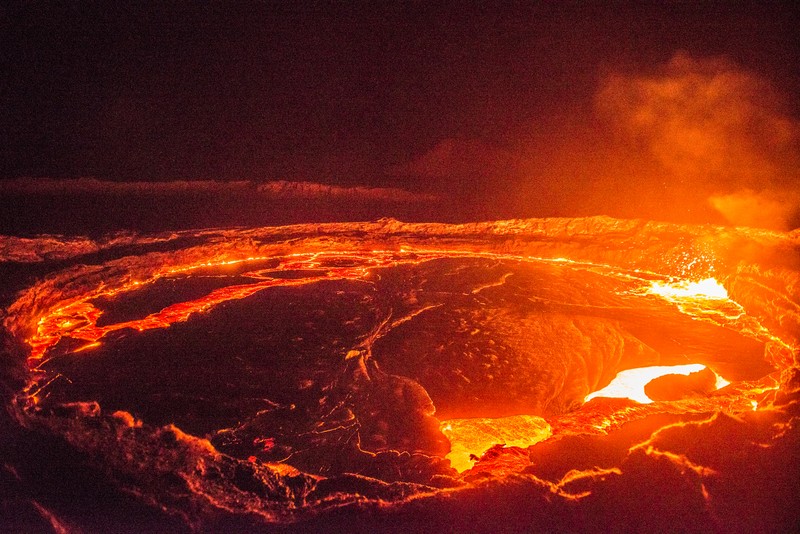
[2,2,799,232]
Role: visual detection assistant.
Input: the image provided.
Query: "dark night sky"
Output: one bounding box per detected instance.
[0,2,798,231]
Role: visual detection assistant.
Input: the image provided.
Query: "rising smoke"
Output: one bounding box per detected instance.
[389,53,799,230]
[595,52,800,230]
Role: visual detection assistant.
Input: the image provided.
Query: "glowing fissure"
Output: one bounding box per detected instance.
[25,249,672,367]
[26,250,412,364]
[641,276,792,358]
[584,364,724,405]
[647,277,729,300]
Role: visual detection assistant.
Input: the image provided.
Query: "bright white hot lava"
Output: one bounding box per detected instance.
[647,277,728,300]
[584,364,729,404]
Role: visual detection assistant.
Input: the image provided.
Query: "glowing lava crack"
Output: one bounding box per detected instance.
[1,217,798,532]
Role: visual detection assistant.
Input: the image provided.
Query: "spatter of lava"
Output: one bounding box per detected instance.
[1,217,799,532]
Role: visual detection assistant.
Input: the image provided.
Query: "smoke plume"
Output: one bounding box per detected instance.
[596,52,800,230]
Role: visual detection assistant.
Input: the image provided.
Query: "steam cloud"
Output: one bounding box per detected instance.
[596,52,800,230]
[391,53,799,230]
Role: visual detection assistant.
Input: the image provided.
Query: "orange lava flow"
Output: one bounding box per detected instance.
[25,249,644,366]
[30,279,313,360]
[21,247,793,463]
[26,251,411,365]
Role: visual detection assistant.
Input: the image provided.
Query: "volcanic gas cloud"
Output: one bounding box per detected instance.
[1,217,798,532]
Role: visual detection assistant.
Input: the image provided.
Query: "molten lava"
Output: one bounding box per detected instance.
[583,363,725,404]
[647,277,729,300]
[440,414,551,472]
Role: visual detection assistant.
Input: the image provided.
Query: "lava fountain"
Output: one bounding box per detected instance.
[1,217,798,532]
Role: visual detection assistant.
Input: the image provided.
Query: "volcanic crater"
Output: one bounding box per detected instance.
[2,217,798,532]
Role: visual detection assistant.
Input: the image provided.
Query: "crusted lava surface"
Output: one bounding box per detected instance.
[1,217,799,532]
